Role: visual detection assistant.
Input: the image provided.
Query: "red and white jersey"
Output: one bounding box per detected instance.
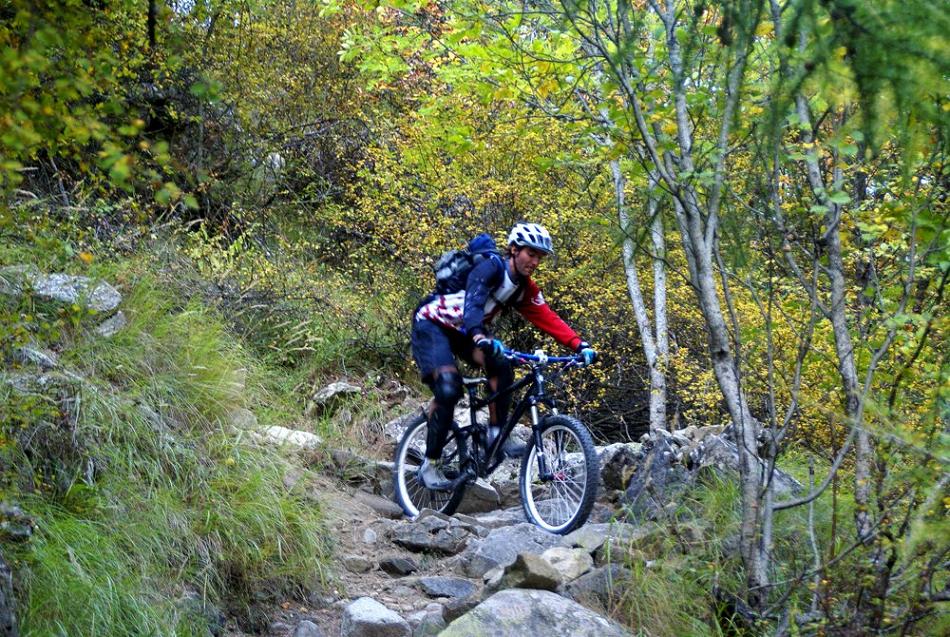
[415,257,582,351]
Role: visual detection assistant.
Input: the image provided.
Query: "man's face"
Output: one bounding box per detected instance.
[512,246,546,277]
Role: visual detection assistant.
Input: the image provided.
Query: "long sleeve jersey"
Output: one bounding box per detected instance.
[415,255,583,350]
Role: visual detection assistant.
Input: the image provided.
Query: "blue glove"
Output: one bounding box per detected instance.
[476,337,505,358]
[576,341,597,366]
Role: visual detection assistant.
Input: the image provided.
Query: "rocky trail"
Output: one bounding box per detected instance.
[222,386,803,637]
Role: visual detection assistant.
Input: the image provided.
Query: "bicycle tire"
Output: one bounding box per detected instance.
[519,415,599,534]
[392,411,468,518]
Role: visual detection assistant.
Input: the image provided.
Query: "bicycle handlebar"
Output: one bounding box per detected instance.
[502,348,584,364]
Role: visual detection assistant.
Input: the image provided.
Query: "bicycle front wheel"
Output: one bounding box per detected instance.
[392,411,467,518]
[519,415,598,534]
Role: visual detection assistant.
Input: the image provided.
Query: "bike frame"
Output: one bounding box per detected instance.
[452,352,580,485]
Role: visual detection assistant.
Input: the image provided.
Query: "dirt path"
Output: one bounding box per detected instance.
[224,473,461,636]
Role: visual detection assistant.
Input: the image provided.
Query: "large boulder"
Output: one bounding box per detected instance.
[539,546,593,582]
[341,597,410,637]
[441,589,630,636]
[456,477,502,514]
[459,523,562,578]
[416,576,477,599]
[501,552,562,591]
[389,515,472,555]
[687,432,803,497]
[563,564,634,610]
[598,442,643,491]
[622,436,692,521]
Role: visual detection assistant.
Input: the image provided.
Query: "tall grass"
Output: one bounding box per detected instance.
[4,252,333,636]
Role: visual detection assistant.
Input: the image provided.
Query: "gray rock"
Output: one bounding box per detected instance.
[448,513,489,537]
[0,264,36,296]
[28,272,122,313]
[257,425,322,449]
[363,528,378,545]
[307,591,339,609]
[228,407,257,430]
[341,597,410,637]
[11,346,58,370]
[354,490,405,520]
[390,516,471,555]
[441,589,630,636]
[389,585,416,599]
[599,442,643,491]
[343,555,374,573]
[469,507,526,529]
[562,522,646,553]
[417,576,476,599]
[313,381,361,403]
[564,564,633,610]
[379,556,418,577]
[540,546,593,582]
[293,619,324,637]
[690,434,803,497]
[501,552,562,590]
[383,408,426,445]
[482,566,504,592]
[459,523,561,578]
[688,424,724,441]
[406,603,445,637]
[622,436,692,521]
[95,310,127,337]
[594,525,660,567]
[441,594,481,624]
[0,503,35,541]
[456,478,500,514]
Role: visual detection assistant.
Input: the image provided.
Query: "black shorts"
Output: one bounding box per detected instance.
[410,319,477,379]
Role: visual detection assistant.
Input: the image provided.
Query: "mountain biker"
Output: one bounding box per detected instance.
[411,222,597,490]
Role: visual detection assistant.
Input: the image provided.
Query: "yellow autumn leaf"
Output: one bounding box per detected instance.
[78,251,94,264]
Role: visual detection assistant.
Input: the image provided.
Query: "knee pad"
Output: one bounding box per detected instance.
[432,370,463,406]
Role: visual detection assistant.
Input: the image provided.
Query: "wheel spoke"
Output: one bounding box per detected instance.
[394,416,466,518]
[522,420,596,533]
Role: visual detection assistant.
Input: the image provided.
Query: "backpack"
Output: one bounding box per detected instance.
[433,233,502,294]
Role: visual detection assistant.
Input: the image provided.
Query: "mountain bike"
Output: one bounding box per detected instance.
[392,349,599,534]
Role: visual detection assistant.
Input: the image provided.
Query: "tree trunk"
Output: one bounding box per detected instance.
[650,187,669,432]
[826,221,872,540]
[614,160,668,432]
[147,0,157,51]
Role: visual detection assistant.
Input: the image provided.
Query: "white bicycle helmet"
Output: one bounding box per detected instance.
[507,222,554,254]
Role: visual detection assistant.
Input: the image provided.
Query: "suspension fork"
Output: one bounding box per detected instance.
[530,365,557,481]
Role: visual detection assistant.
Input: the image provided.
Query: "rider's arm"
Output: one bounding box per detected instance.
[515,278,584,350]
[462,256,504,340]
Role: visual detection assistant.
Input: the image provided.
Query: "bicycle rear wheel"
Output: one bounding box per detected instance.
[392,411,467,518]
[519,415,598,534]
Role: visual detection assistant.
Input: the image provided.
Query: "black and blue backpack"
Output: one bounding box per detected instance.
[433,233,503,294]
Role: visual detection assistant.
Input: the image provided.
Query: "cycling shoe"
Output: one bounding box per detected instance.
[418,458,453,491]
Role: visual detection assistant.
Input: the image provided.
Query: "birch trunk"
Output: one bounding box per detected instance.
[650,195,668,431]
[793,92,873,541]
[614,161,668,432]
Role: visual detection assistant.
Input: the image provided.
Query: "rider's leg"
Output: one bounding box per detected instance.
[410,319,462,489]
[483,354,514,430]
[472,348,524,457]
[418,367,462,489]
[425,366,462,461]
